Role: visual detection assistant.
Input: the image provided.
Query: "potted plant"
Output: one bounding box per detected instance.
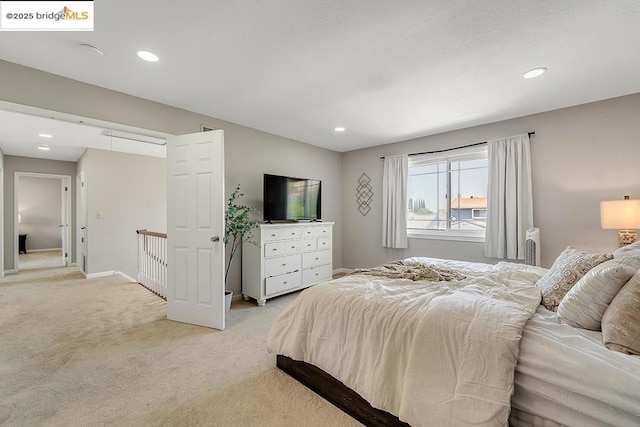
[224,184,258,311]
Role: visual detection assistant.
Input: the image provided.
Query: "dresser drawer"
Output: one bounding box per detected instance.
[265,254,301,277]
[264,242,285,258]
[263,227,302,242]
[284,241,302,254]
[302,264,333,286]
[301,225,332,238]
[299,239,317,252]
[317,237,332,250]
[302,249,331,269]
[265,271,302,296]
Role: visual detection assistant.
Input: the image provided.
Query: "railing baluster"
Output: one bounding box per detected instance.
[136,229,167,300]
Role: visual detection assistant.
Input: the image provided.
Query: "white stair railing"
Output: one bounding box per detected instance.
[136,229,167,300]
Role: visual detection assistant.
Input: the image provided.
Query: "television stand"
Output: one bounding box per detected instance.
[242,222,334,306]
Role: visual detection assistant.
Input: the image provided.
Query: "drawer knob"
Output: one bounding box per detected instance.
[272,248,278,251]
[281,263,287,267]
[283,281,287,285]
[271,234,276,237]
[315,257,319,260]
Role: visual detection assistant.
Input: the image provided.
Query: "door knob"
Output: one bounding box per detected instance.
[210,236,220,242]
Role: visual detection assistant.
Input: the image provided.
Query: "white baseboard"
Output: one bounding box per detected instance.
[332,268,353,274]
[80,270,88,278]
[26,248,63,253]
[86,270,115,279]
[83,271,136,283]
[231,293,243,302]
[116,271,136,283]
[3,269,18,275]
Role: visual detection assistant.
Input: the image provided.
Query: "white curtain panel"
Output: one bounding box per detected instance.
[485,134,533,260]
[382,155,409,248]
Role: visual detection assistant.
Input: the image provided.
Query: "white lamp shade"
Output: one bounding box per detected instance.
[601,199,640,229]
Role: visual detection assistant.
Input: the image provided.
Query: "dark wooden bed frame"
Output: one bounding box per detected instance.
[276,355,410,427]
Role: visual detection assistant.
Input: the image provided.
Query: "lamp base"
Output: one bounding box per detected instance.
[618,229,637,247]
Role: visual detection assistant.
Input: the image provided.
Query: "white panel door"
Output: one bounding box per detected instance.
[167,130,225,330]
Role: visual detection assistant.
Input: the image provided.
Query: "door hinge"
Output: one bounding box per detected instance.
[65,186,68,191]
[65,253,68,258]
[81,237,84,243]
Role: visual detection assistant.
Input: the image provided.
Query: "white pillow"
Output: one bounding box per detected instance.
[557,256,640,330]
[613,241,640,258]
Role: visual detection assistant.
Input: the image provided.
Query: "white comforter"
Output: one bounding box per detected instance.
[267,257,547,427]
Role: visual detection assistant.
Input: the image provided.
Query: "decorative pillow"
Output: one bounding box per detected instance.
[557,256,640,330]
[613,240,640,259]
[602,269,640,355]
[536,246,612,311]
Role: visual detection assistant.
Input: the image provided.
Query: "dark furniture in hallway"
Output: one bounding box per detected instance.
[19,234,27,254]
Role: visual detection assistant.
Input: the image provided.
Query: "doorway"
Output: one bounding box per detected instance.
[15,172,71,270]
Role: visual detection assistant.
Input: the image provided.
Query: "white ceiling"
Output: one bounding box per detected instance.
[1,1,640,153]
[0,107,167,161]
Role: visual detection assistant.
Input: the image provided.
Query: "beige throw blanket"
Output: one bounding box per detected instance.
[349,260,466,282]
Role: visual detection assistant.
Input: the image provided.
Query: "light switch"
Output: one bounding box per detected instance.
[96,212,103,219]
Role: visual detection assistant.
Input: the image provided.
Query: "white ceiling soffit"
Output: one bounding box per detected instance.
[0,1,640,152]
[100,129,167,146]
[0,102,171,162]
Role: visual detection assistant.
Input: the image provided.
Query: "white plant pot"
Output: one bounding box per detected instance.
[225,290,233,312]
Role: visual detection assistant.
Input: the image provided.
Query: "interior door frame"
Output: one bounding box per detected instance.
[76,171,87,274]
[14,172,72,270]
[0,166,3,278]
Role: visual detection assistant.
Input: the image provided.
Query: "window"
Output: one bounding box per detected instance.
[407,146,488,241]
[472,209,487,219]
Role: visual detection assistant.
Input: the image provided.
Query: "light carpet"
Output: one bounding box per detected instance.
[18,250,64,270]
[0,267,361,426]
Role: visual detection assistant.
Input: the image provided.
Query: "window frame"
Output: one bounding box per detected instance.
[407,145,488,243]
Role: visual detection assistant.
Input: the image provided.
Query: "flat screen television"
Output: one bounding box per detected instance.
[263,174,322,222]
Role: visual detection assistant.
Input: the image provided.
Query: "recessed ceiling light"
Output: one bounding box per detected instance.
[523,67,547,79]
[38,144,50,151]
[38,133,53,138]
[334,127,346,132]
[137,50,159,62]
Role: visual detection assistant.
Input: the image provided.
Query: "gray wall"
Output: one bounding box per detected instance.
[78,149,166,279]
[3,156,76,270]
[18,176,63,250]
[342,92,640,269]
[0,60,343,295]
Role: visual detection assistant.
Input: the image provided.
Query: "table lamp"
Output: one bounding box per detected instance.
[601,196,640,247]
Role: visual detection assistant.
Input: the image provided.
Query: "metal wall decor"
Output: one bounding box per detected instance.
[356,173,373,216]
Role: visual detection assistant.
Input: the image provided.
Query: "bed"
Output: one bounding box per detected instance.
[266,256,640,427]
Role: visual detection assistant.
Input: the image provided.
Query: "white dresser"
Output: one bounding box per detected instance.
[242,222,334,306]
